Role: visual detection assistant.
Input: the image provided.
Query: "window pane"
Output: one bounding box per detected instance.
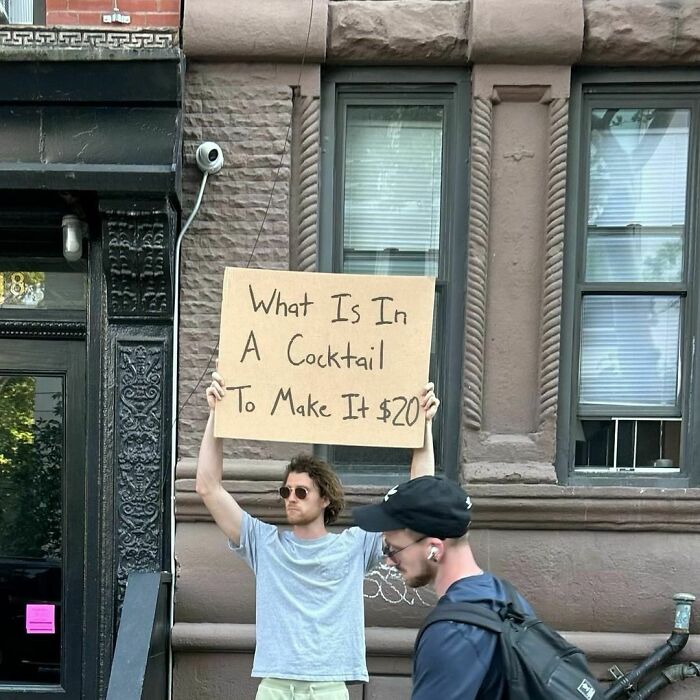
[575,418,681,470]
[579,295,681,406]
[343,105,443,277]
[0,259,87,314]
[7,0,33,23]
[586,229,683,283]
[0,375,63,684]
[586,108,689,282]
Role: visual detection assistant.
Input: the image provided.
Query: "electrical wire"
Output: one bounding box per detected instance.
[175,0,316,420]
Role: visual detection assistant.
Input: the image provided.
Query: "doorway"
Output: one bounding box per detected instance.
[0,250,87,698]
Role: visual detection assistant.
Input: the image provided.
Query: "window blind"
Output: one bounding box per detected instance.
[579,295,681,407]
[7,0,32,23]
[343,105,443,276]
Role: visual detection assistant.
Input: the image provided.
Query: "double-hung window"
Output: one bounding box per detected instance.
[562,72,700,485]
[319,69,468,480]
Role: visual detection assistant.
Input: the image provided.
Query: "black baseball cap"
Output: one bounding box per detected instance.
[352,475,472,539]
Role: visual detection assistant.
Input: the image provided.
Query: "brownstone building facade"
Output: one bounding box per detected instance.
[2,0,700,698]
[173,1,700,699]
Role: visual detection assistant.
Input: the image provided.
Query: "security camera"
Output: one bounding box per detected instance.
[195,141,224,174]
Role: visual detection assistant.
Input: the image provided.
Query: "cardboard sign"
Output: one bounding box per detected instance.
[26,604,55,634]
[215,268,435,447]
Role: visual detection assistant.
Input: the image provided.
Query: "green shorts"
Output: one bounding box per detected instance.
[255,678,349,700]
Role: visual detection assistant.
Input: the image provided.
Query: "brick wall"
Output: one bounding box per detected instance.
[45,0,179,27]
[178,63,305,461]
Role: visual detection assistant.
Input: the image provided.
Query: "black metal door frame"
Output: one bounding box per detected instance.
[0,339,86,699]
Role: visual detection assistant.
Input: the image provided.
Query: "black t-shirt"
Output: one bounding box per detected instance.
[412,572,533,700]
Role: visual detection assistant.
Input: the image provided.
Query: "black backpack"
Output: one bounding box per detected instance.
[414,579,605,700]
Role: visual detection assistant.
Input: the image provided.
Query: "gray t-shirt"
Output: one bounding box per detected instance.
[229,511,383,682]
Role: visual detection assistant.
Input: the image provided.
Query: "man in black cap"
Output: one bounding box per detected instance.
[353,477,533,700]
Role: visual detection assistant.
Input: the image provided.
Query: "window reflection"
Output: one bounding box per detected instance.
[586,108,689,283]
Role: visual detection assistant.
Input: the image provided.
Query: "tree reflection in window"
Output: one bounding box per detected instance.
[0,376,62,561]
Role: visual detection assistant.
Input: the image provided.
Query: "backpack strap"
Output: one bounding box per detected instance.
[495,578,531,622]
[414,602,504,654]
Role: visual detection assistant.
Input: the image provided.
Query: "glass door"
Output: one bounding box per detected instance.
[0,340,85,698]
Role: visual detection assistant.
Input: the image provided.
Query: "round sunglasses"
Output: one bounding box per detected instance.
[279,485,310,500]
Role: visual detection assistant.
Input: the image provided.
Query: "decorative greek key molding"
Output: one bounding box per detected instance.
[538,98,568,429]
[290,94,319,272]
[115,343,164,603]
[0,27,176,50]
[463,96,493,431]
[102,208,173,319]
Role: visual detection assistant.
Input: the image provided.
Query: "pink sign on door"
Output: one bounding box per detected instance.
[26,604,56,634]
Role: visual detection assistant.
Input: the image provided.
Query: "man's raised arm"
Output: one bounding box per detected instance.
[195,373,245,545]
[410,382,439,480]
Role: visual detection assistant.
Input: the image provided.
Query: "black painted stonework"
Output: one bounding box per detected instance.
[115,342,165,603]
[103,206,175,320]
[0,319,86,339]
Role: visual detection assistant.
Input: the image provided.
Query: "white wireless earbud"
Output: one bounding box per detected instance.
[427,546,439,562]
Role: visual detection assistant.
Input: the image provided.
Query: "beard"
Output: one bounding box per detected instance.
[402,561,435,589]
[285,506,322,527]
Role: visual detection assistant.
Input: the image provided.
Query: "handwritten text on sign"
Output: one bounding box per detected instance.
[214,268,435,447]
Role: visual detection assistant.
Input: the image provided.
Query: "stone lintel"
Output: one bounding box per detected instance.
[183,0,328,62]
[182,0,700,66]
[583,0,700,65]
[469,0,583,64]
[327,0,469,65]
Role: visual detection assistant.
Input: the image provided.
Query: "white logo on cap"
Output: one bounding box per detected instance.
[466,496,472,510]
[384,485,399,502]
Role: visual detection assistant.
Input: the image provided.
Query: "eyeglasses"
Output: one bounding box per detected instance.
[279,485,310,500]
[382,536,427,561]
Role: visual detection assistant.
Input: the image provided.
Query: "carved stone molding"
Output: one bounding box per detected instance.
[0,26,177,53]
[115,342,165,603]
[538,97,569,430]
[175,485,700,532]
[290,92,320,272]
[463,96,493,431]
[174,459,700,531]
[172,623,700,663]
[463,66,571,465]
[102,204,175,320]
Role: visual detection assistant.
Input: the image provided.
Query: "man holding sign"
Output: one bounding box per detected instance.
[196,374,439,700]
[197,373,440,700]
[197,267,437,698]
